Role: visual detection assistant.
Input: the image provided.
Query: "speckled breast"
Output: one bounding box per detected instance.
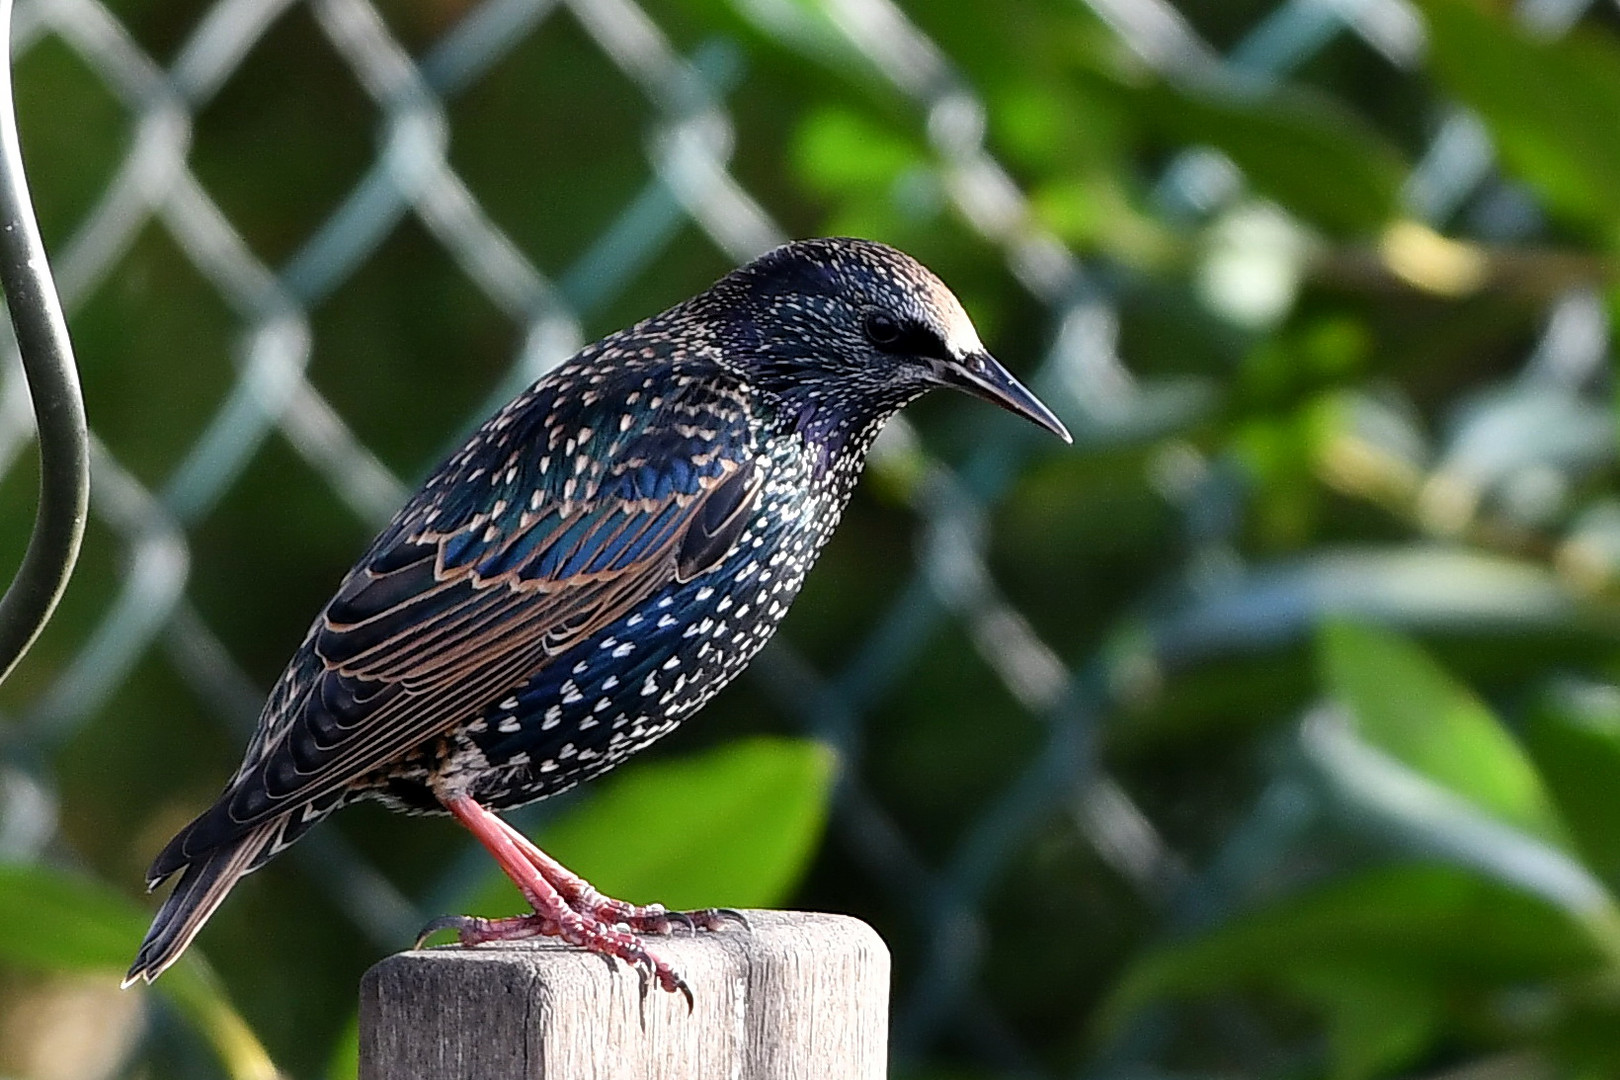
[387,427,845,813]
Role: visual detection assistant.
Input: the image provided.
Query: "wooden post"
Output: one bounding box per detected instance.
[359,910,889,1080]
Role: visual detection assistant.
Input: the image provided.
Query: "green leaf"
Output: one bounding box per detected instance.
[1103,865,1602,1031]
[0,862,148,972]
[793,107,921,196]
[1302,711,1615,929]
[1424,0,1620,237]
[1526,682,1620,891]
[0,862,282,1080]
[1318,621,1564,841]
[467,737,837,915]
[1131,81,1406,235]
[325,1013,360,1080]
[1283,963,1440,1080]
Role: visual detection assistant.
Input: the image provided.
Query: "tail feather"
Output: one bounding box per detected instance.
[124,821,278,986]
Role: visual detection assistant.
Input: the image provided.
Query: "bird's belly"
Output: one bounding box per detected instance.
[394,491,834,813]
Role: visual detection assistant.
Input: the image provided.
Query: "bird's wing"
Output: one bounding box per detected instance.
[151,363,761,878]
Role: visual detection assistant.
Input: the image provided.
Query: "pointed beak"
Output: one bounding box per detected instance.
[937,351,1072,444]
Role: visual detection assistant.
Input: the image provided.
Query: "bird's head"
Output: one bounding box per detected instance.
[702,237,1071,446]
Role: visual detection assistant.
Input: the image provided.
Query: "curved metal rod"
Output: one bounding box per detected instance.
[0,0,90,687]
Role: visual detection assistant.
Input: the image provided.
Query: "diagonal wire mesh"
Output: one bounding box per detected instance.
[0,0,1613,1075]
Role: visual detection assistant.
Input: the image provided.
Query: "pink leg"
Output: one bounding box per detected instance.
[482,811,747,934]
[433,794,692,1004]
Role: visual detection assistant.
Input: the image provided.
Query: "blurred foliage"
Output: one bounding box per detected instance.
[2,0,1620,1078]
[0,864,277,1079]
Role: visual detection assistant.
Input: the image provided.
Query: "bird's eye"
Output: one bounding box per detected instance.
[862,311,904,348]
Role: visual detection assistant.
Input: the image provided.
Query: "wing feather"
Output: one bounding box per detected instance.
[151,362,761,878]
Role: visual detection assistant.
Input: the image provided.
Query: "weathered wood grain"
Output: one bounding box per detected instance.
[359,910,889,1080]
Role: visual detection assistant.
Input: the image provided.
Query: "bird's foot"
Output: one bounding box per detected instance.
[415,910,691,1006]
[414,912,560,948]
[480,806,746,937]
[430,794,713,1006]
[572,893,752,936]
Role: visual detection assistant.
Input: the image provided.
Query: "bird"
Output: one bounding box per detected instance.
[125,236,1070,1000]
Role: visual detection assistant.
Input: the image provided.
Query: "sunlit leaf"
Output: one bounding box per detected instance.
[1318,621,1564,841]
[794,107,921,195]
[1526,681,1620,891]
[1285,963,1439,1080]
[1103,865,1602,1029]
[1150,548,1582,670]
[0,863,282,1080]
[464,737,836,915]
[1131,81,1406,235]
[1424,0,1620,236]
[0,862,146,972]
[325,1013,360,1080]
[1301,712,1616,932]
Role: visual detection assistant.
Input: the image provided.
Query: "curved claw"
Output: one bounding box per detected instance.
[713,908,751,931]
[414,914,475,949]
[637,906,751,934]
[675,907,750,932]
[617,938,692,1008]
[634,959,651,1000]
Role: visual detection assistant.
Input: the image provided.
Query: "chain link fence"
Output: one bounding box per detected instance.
[0,0,1612,1075]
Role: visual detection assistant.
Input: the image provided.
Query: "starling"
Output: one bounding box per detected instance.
[126,237,1069,998]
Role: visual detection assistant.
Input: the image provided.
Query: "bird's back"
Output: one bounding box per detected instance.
[147,331,850,888]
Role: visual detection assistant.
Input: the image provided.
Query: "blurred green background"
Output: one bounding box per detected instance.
[3,0,1620,1077]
